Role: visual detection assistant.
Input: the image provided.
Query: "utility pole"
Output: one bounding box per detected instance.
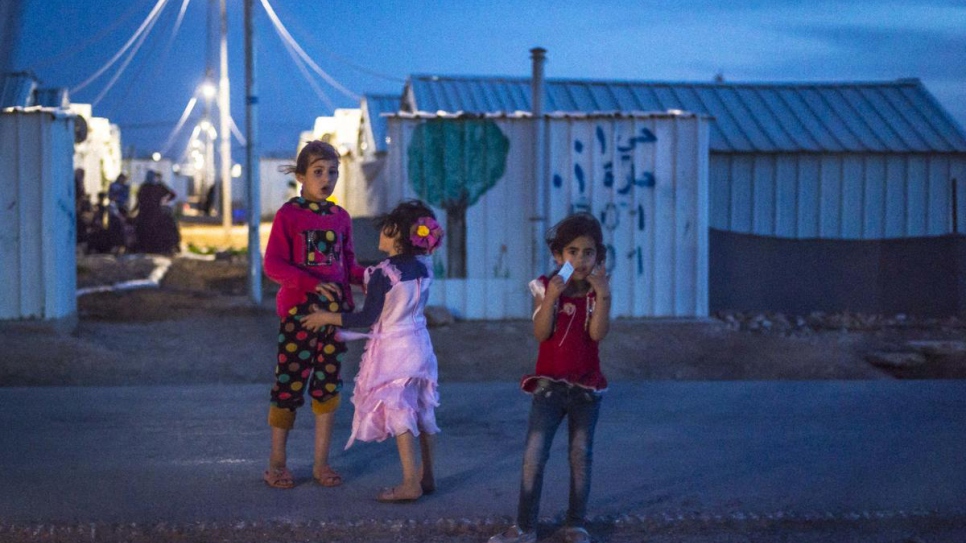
[218,0,232,235]
[245,0,262,304]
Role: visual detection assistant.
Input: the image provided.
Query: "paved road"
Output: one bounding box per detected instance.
[1,381,965,541]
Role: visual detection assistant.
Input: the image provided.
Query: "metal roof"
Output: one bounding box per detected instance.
[0,72,37,108]
[403,75,966,153]
[34,88,69,109]
[362,94,401,153]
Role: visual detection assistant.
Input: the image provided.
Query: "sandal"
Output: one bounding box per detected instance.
[263,467,295,489]
[313,465,343,487]
[376,485,422,503]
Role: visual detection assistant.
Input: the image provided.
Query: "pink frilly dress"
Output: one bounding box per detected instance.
[341,256,440,448]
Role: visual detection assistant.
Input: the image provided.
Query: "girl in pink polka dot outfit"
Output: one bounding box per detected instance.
[262,141,365,489]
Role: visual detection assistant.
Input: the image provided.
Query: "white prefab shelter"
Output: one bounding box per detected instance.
[394,73,966,316]
[70,103,122,198]
[0,109,77,322]
[387,112,710,319]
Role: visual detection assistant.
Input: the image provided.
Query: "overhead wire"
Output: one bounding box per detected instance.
[107,0,199,135]
[71,0,171,95]
[159,95,198,156]
[229,116,247,147]
[171,0,193,44]
[261,1,403,84]
[259,0,361,102]
[91,1,171,107]
[270,19,337,111]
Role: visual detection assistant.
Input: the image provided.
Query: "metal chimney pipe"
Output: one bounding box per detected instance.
[529,47,548,278]
[530,47,546,116]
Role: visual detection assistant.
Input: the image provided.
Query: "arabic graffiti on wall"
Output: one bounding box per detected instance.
[551,124,657,276]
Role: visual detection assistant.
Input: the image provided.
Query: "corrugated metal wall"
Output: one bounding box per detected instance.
[710,153,966,238]
[388,113,709,319]
[0,110,77,321]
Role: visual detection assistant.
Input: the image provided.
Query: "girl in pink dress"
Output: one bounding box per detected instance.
[302,199,444,503]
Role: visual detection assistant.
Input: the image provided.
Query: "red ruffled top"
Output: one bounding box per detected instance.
[521,275,608,393]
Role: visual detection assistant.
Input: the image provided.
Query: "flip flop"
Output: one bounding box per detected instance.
[376,486,422,503]
[263,467,294,489]
[313,466,343,487]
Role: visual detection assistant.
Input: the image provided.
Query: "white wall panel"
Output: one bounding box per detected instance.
[926,157,947,235]
[840,156,865,238]
[729,156,753,233]
[863,157,886,238]
[0,110,77,321]
[818,156,843,237]
[709,156,731,232]
[774,156,799,238]
[752,155,776,236]
[953,159,966,235]
[884,156,906,237]
[797,156,820,238]
[906,156,928,236]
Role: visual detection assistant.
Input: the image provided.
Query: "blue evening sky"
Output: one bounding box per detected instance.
[11,0,966,161]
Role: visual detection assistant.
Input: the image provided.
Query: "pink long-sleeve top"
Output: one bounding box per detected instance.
[263,198,365,318]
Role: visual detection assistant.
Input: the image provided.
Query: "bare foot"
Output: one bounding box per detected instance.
[312,465,343,487]
[376,483,422,502]
[419,466,436,494]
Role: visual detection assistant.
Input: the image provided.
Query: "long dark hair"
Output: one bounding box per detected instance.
[545,212,606,264]
[376,200,438,256]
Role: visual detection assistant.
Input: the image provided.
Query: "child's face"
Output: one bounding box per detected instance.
[553,235,599,280]
[296,157,339,202]
[378,227,400,256]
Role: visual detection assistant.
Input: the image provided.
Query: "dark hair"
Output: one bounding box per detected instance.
[280,140,340,175]
[375,199,437,256]
[545,212,605,264]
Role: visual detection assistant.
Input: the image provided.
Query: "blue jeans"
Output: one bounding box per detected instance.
[516,379,602,531]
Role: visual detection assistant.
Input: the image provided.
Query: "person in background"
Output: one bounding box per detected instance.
[74,168,93,247]
[132,170,179,254]
[107,173,131,218]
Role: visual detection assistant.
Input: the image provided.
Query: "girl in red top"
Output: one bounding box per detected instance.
[490,213,611,543]
[262,141,365,489]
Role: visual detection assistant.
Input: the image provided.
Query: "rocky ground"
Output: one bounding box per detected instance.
[1,253,964,387]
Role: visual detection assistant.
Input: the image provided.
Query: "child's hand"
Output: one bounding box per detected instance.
[586,264,610,298]
[316,282,340,301]
[545,274,567,302]
[301,310,337,332]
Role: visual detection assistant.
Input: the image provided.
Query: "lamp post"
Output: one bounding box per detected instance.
[245,0,261,304]
[201,79,216,206]
[218,0,232,236]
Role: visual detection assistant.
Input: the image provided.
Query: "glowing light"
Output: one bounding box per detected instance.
[231,163,242,178]
[200,81,216,100]
[151,152,161,161]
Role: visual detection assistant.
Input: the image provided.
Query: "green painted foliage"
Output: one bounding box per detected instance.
[407,119,510,208]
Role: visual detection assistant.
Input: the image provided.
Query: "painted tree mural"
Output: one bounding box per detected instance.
[407,119,510,278]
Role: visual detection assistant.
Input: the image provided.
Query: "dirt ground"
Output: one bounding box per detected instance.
[1,254,964,387]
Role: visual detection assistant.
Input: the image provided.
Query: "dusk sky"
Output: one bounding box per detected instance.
[11,0,966,162]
